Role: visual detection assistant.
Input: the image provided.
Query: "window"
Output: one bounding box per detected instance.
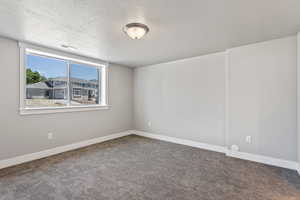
[25,54,68,107]
[70,63,100,105]
[20,43,108,115]
[73,88,82,98]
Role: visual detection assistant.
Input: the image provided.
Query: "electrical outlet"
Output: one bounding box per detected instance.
[48,132,53,140]
[246,136,251,144]
[231,144,239,151]
[147,121,152,127]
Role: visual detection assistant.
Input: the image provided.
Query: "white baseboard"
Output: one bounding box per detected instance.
[226,150,298,171]
[132,130,299,171]
[1,130,299,173]
[0,131,132,170]
[132,130,227,153]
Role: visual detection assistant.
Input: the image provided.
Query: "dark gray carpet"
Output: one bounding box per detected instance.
[0,135,300,200]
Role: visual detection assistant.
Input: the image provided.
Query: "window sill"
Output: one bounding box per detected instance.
[19,105,111,115]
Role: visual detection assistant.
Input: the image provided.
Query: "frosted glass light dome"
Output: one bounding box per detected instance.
[123,23,149,39]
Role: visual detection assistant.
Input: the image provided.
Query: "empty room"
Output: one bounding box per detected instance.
[1,0,300,199]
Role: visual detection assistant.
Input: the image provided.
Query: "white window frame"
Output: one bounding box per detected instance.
[19,42,110,115]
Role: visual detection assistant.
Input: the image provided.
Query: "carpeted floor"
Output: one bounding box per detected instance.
[0,135,300,200]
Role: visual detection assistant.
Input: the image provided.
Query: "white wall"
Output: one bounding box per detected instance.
[0,34,298,165]
[134,36,298,162]
[227,36,297,161]
[134,53,226,146]
[0,36,133,161]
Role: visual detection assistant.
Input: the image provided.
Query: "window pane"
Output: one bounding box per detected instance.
[25,54,68,107]
[70,63,100,105]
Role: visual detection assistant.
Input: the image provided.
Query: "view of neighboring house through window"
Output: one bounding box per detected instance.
[25,51,101,108]
[70,63,100,105]
[26,54,68,107]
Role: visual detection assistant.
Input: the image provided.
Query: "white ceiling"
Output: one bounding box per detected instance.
[0,0,300,67]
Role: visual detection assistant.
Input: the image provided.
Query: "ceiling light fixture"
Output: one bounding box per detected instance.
[123,23,149,40]
[61,44,77,51]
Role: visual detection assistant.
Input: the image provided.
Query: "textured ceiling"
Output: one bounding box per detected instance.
[0,0,300,67]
